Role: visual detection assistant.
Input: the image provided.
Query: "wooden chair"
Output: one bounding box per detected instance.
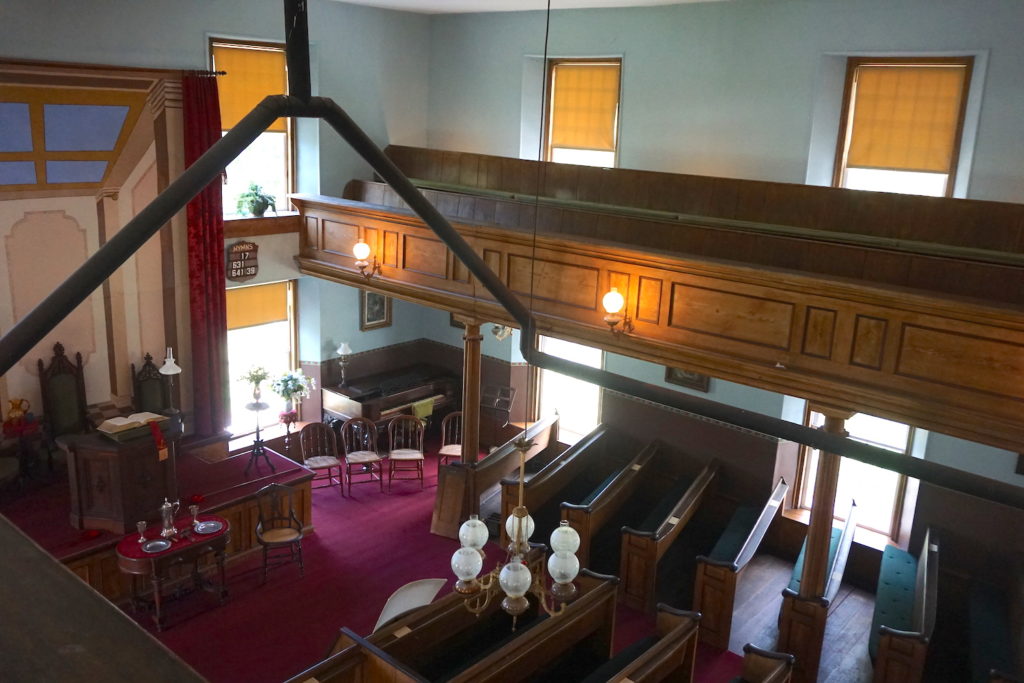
[255,483,305,582]
[298,422,342,491]
[37,342,90,461]
[387,414,425,491]
[131,352,167,414]
[339,417,384,496]
[438,411,463,465]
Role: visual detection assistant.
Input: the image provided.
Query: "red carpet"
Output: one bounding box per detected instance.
[3,445,742,681]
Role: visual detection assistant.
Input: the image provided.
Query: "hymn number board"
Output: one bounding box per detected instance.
[227,240,258,282]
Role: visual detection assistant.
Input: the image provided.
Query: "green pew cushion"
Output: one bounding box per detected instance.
[708,506,760,563]
[580,467,623,506]
[969,581,1016,683]
[868,545,917,659]
[787,526,842,594]
[578,634,659,683]
[635,476,694,533]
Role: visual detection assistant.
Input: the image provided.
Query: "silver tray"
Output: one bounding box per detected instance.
[141,539,171,553]
[194,520,224,535]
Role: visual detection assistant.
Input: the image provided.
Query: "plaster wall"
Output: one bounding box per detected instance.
[428,0,1024,202]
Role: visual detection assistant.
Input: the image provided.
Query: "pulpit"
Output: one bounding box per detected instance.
[59,432,175,534]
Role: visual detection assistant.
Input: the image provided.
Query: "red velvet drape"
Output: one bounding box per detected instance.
[182,75,228,437]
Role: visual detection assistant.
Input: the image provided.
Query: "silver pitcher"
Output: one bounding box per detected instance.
[159,498,180,538]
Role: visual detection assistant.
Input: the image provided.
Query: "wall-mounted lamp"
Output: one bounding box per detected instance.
[491,325,514,341]
[602,287,633,335]
[337,342,352,386]
[353,239,381,279]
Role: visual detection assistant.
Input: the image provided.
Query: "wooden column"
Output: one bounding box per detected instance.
[460,320,483,466]
[778,405,853,683]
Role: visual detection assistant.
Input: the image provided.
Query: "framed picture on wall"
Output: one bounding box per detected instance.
[664,366,711,393]
[359,290,392,331]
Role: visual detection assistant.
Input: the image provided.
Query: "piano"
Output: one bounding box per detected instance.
[321,364,460,425]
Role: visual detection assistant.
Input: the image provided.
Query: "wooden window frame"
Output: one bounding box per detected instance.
[793,404,914,542]
[832,56,973,198]
[208,38,296,200]
[542,57,622,165]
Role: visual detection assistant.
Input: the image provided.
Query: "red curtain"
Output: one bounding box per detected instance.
[182,75,228,437]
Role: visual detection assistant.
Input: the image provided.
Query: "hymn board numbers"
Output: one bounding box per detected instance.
[226,240,259,282]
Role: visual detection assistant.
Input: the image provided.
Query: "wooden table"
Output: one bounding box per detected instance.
[115,514,230,631]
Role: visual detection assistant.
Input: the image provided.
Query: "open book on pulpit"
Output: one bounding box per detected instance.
[97,412,168,441]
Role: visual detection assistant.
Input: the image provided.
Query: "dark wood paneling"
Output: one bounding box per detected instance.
[383,230,399,267]
[303,216,318,250]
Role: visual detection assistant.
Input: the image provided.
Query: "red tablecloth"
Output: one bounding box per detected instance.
[116,514,229,560]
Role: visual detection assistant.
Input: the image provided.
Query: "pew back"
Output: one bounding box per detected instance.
[286,628,426,683]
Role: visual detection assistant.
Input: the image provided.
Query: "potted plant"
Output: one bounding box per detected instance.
[236,183,276,218]
[271,369,316,425]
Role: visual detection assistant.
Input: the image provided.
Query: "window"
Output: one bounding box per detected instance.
[833,57,972,197]
[538,336,603,445]
[544,59,621,168]
[226,281,296,436]
[210,40,291,216]
[796,409,914,539]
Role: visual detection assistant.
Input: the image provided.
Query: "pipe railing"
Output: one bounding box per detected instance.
[2,93,1022,511]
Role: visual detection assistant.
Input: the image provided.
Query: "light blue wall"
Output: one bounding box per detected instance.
[925,432,1024,487]
[428,0,1024,202]
[2,0,431,194]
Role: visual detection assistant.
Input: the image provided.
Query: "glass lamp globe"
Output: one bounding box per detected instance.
[451,546,483,582]
[458,514,489,551]
[547,550,580,585]
[549,520,580,554]
[504,511,535,543]
[602,287,625,315]
[352,240,371,261]
[498,559,533,598]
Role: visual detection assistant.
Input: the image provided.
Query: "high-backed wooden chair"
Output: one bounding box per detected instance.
[255,483,305,582]
[298,422,342,491]
[131,352,167,414]
[387,414,425,491]
[339,417,384,496]
[37,342,90,458]
[438,411,463,465]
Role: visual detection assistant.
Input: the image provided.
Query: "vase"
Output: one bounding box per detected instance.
[284,399,293,413]
[252,385,262,401]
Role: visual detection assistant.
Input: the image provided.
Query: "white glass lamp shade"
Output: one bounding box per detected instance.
[451,546,483,582]
[504,511,535,544]
[159,346,182,375]
[336,342,353,356]
[550,520,581,554]
[547,551,580,585]
[602,287,625,315]
[352,239,372,261]
[498,560,533,598]
[458,515,489,551]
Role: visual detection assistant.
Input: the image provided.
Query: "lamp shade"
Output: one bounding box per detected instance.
[352,240,371,261]
[451,546,483,582]
[458,514,489,551]
[550,520,581,554]
[337,342,353,356]
[498,560,532,598]
[504,511,535,544]
[547,551,580,585]
[159,346,182,375]
[602,287,625,315]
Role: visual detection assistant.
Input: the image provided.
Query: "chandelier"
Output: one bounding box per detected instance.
[450,438,582,622]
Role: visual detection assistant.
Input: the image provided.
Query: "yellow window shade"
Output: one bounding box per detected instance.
[226,282,289,330]
[549,62,620,151]
[212,44,287,132]
[846,65,967,174]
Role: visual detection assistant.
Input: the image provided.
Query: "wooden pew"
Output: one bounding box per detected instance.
[499,424,637,548]
[870,528,938,683]
[693,478,789,648]
[782,500,858,609]
[618,460,719,612]
[334,567,618,683]
[969,555,1023,683]
[560,440,660,568]
[285,628,424,682]
[735,643,796,683]
[432,414,560,538]
[578,604,701,683]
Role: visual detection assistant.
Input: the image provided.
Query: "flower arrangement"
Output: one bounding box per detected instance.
[270,369,316,404]
[240,366,270,387]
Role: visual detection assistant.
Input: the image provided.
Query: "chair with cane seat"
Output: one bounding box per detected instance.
[387,414,425,491]
[438,411,463,465]
[255,483,305,582]
[298,422,342,490]
[339,417,385,496]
